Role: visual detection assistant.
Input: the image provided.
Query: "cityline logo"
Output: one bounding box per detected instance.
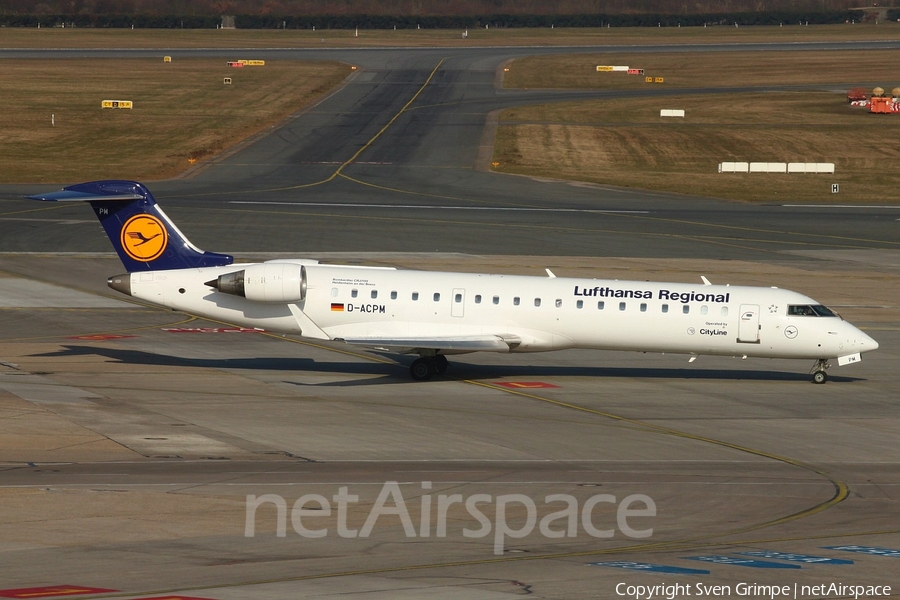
[245,481,656,554]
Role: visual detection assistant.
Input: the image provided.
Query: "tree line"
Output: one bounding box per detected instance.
[0,0,884,17]
[0,10,869,29]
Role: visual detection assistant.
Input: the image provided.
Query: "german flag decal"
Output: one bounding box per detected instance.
[331,303,344,311]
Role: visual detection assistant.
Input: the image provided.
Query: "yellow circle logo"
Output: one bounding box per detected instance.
[121,214,168,262]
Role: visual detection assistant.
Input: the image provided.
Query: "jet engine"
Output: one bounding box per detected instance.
[206,263,307,303]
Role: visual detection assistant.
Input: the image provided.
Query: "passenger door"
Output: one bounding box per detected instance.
[738,304,760,343]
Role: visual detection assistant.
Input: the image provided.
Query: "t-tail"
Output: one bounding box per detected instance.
[28,180,233,272]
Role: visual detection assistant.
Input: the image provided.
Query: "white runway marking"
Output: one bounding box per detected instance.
[229,201,649,214]
[0,217,93,224]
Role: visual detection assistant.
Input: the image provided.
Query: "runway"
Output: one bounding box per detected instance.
[0,41,899,598]
[2,42,900,260]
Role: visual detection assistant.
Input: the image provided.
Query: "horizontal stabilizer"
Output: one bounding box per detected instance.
[27,190,143,203]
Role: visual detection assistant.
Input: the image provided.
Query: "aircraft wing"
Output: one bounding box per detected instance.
[338,334,521,354]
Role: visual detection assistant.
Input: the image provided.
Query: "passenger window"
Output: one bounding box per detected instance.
[371,290,378,299]
[513,297,520,306]
[534,298,542,307]
[331,288,338,297]
[619,302,626,311]
[640,303,647,312]
[454,293,462,303]
[475,295,482,304]
[412,292,419,301]
[493,296,500,305]
[597,301,605,310]
[351,289,358,298]
[576,300,584,309]
[683,305,690,314]
[721,306,728,316]
[391,291,397,300]
[700,305,708,315]
[434,293,440,302]
[662,304,668,313]
[555,299,562,308]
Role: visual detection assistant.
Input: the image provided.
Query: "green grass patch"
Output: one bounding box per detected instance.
[0,58,351,183]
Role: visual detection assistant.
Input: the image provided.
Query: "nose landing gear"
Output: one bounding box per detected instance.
[810,358,831,384]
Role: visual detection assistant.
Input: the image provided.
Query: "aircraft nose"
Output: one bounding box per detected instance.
[863,331,879,352]
[851,325,879,353]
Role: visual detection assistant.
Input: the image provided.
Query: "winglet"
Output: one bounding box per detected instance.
[28,180,233,272]
[700,276,712,286]
[546,268,556,278]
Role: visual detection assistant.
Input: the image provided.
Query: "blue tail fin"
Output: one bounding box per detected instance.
[28,180,233,272]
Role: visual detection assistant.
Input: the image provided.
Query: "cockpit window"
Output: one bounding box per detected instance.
[788,304,838,317]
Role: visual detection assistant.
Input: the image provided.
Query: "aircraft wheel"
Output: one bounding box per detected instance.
[812,370,827,384]
[410,358,434,381]
[434,355,449,374]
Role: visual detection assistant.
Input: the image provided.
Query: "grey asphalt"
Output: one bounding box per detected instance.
[1,251,897,598]
[1,42,899,599]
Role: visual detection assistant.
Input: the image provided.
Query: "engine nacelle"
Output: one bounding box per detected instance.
[207,263,307,303]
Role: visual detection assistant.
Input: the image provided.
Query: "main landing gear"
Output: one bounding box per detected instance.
[810,358,831,384]
[409,355,449,381]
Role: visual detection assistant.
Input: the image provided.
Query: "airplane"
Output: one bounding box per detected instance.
[28,180,878,383]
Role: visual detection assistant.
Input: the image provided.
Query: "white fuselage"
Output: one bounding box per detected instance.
[119,260,878,363]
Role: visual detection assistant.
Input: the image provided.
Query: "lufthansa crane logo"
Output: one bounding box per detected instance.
[121,214,167,262]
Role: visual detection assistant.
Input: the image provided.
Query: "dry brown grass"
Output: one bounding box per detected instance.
[494,92,900,203]
[0,58,351,183]
[496,48,900,203]
[0,22,899,49]
[504,49,900,89]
